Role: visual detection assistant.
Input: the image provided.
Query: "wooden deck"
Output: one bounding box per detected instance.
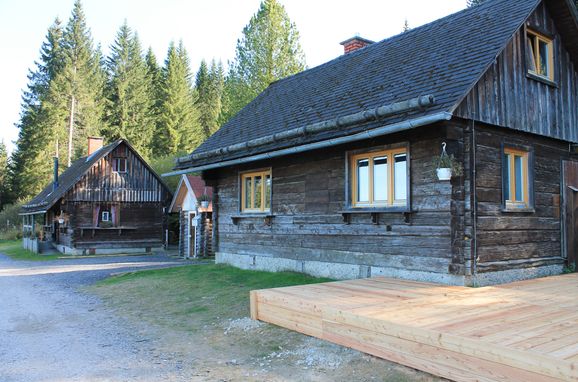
[250,274,578,382]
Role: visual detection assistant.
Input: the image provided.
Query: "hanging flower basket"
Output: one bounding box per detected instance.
[436,167,452,181]
[201,201,209,208]
[433,142,463,181]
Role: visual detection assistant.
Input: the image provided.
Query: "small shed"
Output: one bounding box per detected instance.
[168,175,213,258]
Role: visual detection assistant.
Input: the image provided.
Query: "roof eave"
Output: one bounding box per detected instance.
[163,111,453,177]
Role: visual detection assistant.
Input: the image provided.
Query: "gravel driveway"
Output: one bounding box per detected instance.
[0,253,198,382]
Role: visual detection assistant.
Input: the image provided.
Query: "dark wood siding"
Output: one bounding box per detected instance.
[472,123,569,273]
[455,3,578,143]
[68,202,164,249]
[65,143,169,203]
[209,125,467,276]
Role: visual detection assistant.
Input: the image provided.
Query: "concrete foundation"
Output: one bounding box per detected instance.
[216,252,565,286]
[55,244,163,256]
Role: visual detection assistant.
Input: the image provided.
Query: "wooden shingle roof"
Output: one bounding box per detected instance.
[175,0,564,172]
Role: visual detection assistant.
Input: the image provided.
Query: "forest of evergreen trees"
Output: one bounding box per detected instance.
[0,0,306,212]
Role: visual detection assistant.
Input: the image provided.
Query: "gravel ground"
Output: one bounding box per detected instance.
[0,252,199,382]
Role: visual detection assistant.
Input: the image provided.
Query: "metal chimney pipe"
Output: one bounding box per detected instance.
[53,156,59,191]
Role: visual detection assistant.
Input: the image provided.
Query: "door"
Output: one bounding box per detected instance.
[563,161,578,268]
[189,213,196,259]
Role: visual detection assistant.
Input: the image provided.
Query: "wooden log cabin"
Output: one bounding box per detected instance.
[167,0,578,286]
[21,138,172,255]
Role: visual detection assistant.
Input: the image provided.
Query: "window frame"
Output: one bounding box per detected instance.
[101,210,110,222]
[502,145,534,211]
[525,28,555,82]
[347,145,410,210]
[113,157,127,173]
[240,168,272,213]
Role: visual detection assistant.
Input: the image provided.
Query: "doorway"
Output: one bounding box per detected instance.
[188,212,196,259]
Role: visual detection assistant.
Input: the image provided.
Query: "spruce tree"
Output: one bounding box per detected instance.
[105,22,154,158]
[156,41,200,156]
[195,59,224,140]
[48,0,107,164]
[223,0,306,122]
[10,19,64,200]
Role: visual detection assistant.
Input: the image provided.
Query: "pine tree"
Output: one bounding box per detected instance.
[156,41,200,156]
[48,0,107,165]
[105,22,155,158]
[195,59,225,140]
[223,0,306,122]
[10,18,64,201]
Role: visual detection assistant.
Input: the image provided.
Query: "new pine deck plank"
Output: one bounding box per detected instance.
[251,274,578,382]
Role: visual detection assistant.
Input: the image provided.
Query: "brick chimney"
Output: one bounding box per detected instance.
[87,137,104,156]
[340,36,374,54]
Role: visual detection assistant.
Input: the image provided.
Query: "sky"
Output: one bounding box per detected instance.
[0,0,467,155]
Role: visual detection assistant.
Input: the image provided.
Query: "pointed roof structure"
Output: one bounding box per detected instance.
[171,0,578,174]
[22,139,171,214]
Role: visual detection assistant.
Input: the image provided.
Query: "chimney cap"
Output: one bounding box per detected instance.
[339,36,375,46]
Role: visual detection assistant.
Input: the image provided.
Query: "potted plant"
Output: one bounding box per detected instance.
[433,143,463,181]
[198,194,211,208]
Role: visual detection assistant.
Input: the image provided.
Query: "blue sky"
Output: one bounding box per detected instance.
[0,0,466,154]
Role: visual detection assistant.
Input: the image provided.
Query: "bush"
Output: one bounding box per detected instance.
[148,153,189,193]
[0,228,21,240]
[0,203,22,230]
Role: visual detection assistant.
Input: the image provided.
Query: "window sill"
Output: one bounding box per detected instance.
[526,72,557,88]
[501,207,535,214]
[231,214,274,226]
[339,208,412,224]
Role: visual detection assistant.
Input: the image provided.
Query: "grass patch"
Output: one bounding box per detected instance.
[93,264,332,331]
[0,240,59,261]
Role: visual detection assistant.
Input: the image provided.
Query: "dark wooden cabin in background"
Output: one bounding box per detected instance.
[21,138,172,255]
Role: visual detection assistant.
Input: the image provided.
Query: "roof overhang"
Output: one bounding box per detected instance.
[163,111,453,177]
[19,210,47,216]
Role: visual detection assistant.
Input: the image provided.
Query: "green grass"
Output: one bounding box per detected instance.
[93,264,332,331]
[0,240,59,261]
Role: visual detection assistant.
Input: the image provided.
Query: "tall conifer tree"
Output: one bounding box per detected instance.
[223,0,306,122]
[10,19,64,200]
[105,22,154,158]
[48,0,106,164]
[195,59,224,140]
[156,41,200,155]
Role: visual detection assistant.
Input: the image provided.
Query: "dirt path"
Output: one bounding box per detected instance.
[0,254,197,382]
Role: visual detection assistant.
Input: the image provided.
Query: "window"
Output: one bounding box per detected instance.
[350,148,408,208]
[112,157,127,173]
[101,211,110,222]
[526,29,554,81]
[241,169,272,213]
[503,148,531,209]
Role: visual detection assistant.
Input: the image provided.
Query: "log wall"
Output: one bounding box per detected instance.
[207,124,467,277]
[65,202,165,249]
[471,123,572,273]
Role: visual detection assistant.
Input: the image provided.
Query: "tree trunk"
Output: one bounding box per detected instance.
[67,95,75,166]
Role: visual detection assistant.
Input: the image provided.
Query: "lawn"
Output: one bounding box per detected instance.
[91,264,439,381]
[0,240,59,261]
[94,264,332,331]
